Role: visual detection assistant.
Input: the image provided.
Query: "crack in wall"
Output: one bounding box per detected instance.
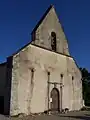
[28,68,34,114]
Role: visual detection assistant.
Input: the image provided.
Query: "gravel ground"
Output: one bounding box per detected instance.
[1,111,90,120]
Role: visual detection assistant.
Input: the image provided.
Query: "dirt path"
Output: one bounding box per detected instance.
[1,111,90,120]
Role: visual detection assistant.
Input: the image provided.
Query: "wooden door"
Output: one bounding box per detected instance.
[50,88,59,112]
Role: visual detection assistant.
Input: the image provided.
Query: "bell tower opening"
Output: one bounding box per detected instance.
[51,32,56,52]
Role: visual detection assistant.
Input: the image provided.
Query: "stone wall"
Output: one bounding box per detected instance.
[66,57,83,110]
[10,44,83,116]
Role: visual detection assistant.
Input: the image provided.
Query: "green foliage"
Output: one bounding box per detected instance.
[80,68,90,106]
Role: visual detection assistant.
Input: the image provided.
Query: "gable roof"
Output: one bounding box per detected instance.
[31,4,54,34]
[6,5,81,75]
[9,4,71,58]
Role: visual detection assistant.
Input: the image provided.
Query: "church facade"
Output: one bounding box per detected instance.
[0,5,83,116]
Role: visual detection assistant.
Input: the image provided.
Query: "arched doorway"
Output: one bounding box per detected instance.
[50,88,60,112]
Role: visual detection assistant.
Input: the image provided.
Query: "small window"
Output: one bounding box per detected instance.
[48,71,50,75]
[72,76,74,80]
[51,32,56,51]
[61,74,63,78]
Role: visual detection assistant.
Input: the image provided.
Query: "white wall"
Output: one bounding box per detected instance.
[10,44,83,115]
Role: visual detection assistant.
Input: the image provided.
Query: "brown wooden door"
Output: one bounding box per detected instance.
[50,88,59,112]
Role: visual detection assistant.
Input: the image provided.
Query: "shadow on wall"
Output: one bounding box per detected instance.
[4,57,13,115]
[0,57,13,115]
[0,96,4,114]
[0,62,7,115]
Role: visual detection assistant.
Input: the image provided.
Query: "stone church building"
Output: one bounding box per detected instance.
[0,5,83,116]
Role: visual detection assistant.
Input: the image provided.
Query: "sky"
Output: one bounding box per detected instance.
[0,0,90,71]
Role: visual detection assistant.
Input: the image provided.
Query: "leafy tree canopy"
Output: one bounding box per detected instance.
[80,68,90,106]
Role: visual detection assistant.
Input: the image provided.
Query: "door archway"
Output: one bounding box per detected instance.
[50,88,60,112]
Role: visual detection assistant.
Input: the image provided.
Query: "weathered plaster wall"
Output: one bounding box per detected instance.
[10,44,83,116]
[66,57,83,110]
[32,6,69,55]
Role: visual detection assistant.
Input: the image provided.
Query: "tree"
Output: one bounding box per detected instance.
[80,68,90,106]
